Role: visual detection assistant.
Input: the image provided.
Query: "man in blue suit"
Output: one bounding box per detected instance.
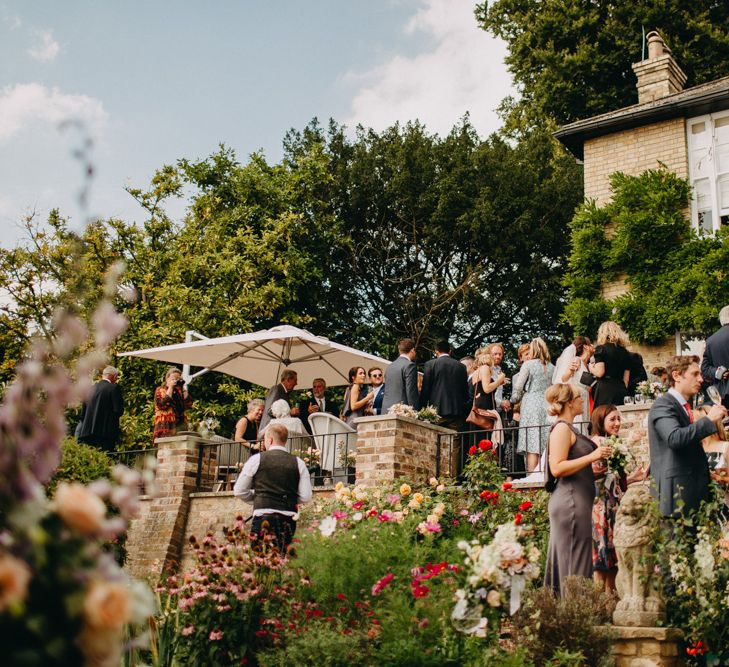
[368,367,386,415]
[648,355,726,518]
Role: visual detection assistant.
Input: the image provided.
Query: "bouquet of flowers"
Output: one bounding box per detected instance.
[417,404,441,424]
[636,380,664,399]
[197,416,220,436]
[302,447,321,470]
[451,522,540,638]
[604,434,633,477]
[337,440,356,468]
[388,402,418,419]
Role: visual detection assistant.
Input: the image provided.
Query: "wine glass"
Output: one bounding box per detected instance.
[623,396,634,405]
[707,385,722,406]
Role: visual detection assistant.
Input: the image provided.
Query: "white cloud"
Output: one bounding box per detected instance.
[0,83,107,143]
[344,0,514,137]
[28,29,60,62]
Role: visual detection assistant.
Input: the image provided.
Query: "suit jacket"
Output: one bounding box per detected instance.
[648,393,716,517]
[298,396,340,434]
[701,324,729,400]
[78,380,124,451]
[372,384,386,415]
[419,354,468,418]
[382,355,419,414]
[259,383,291,432]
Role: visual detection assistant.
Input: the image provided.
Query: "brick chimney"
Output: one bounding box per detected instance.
[631,31,687,104]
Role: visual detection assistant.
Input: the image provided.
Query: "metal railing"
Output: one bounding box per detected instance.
[436,420,589,479]
[193,429,358,491]
[107,448,158,470]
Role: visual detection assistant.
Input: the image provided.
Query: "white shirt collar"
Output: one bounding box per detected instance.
[266,444,287,452]
[667,387,689,407]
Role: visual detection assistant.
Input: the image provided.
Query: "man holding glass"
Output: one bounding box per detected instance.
[648,355,726,518]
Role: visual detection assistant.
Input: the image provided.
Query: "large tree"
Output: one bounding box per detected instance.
[476,0,729,126]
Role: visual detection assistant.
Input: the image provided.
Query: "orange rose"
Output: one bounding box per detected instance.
[83,581,131,630]
[0,553,31,612]
[55,482,106,535]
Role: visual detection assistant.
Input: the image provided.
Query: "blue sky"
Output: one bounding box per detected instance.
[0,1,513,244]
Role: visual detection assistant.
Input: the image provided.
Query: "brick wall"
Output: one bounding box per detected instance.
[583,118,688,206]
[354,415,453,486]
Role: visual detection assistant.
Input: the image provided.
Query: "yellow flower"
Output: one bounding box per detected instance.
[400,483,412,497]
[335,482,344,492]
[54,482,106,536]
[83,581,131,630]
[412,492,424,503]
[432,502,445,518]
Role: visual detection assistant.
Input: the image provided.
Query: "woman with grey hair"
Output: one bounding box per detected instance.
[234,398,265,445]
[259,399,311,451]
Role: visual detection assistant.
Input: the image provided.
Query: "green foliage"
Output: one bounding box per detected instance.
[46,437,111,496]
[510,577,616,667]
[564,167,729,342]
[1,118,582,446]
[476,0,729,126]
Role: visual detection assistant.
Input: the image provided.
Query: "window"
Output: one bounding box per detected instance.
[687,111,729,233]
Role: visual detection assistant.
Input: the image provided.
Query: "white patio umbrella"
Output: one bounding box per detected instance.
[117,325,390,388]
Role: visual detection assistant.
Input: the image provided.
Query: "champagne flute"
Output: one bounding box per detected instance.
[707,385,722,406]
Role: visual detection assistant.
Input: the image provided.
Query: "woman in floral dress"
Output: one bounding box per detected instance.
[513,338,554,472]
[590,404,646,592]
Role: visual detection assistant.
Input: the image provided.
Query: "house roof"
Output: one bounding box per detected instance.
[554,75,729,160]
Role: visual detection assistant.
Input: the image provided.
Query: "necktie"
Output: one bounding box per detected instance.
[684,402,694,424]
[317,398,322,411]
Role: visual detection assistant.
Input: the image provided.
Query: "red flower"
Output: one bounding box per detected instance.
[514,512,524,525]
[352,501,365,510]
[412,584,430,598]
[686,640,708,656]
[255,629,269,637]
[336,593,347,601]
[502,481,513,490]
[372,572,395,596]
[468,446,477,456]
[518,500,533,511]
[478,439,493,451]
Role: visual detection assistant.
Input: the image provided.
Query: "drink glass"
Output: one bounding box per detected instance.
[624,396,634,405]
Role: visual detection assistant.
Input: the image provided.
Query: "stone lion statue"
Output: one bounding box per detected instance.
[613,483,664,626]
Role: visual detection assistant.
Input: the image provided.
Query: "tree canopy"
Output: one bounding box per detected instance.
[0,118,581,445]
[476,0,729,126]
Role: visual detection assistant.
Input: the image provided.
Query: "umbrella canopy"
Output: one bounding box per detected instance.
[117,325,391,388]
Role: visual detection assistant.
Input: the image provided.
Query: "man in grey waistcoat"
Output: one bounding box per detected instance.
[381,338,419,414]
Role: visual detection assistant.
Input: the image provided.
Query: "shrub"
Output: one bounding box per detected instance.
[46,437,111,495]
[510,577,615,666]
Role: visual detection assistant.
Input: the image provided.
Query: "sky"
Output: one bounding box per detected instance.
[0,0,514,245]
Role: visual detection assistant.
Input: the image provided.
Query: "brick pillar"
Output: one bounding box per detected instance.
[125,434,204,580]
[353,415,456,486]
[609,626,684,666]
[618,404,650,469]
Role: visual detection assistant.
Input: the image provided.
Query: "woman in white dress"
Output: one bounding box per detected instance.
[552,336,594,425]
[259,399,311,453]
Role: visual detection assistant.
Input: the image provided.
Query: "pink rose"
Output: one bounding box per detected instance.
[55,482,106,535]
[0,553,31,612]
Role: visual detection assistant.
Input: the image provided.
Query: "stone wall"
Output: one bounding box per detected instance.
[583,117,688,206]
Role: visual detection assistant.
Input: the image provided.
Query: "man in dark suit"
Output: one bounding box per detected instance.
[368,367,386,415]
[77,366,124,451]
[381,338,419,414]
[701,305,729,405]
[259,369,298,432]
[298,377,339,433]
[648,355,726,518]
[419,340,469,430]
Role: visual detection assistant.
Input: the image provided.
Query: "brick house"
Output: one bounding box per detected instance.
[555,31,729,367]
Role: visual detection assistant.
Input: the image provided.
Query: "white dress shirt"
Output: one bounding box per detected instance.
[233,445,313,517]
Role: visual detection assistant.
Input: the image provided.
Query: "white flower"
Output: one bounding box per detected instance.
[352,512,363,522]
[319,516,337,537]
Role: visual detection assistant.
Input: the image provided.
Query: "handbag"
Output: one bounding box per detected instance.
[466,392,498,431]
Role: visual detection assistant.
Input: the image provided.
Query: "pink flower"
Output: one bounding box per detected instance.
[371,572,395,596]
[0,554,31,612]
[411,584,430,598]
[82,581,131,630]
[386,493,400,506]
[377,511,393,523]
[181,625,195,636]
[209,630,223,641]
[352,501,365,510]
[332,510,348,520]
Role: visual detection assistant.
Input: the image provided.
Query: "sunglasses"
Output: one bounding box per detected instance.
[369,373,383,378]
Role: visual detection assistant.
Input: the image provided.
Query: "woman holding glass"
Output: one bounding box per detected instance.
[552,336,594,423]
[341,367,374,427]
[544,384,612,596]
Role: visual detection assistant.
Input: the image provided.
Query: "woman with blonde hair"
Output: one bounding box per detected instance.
[544,384,612,596]
[467,347,506,437]
[590,321,631,409]
[513,337,554,472]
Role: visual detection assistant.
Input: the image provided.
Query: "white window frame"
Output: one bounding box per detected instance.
[686,109,729,234]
